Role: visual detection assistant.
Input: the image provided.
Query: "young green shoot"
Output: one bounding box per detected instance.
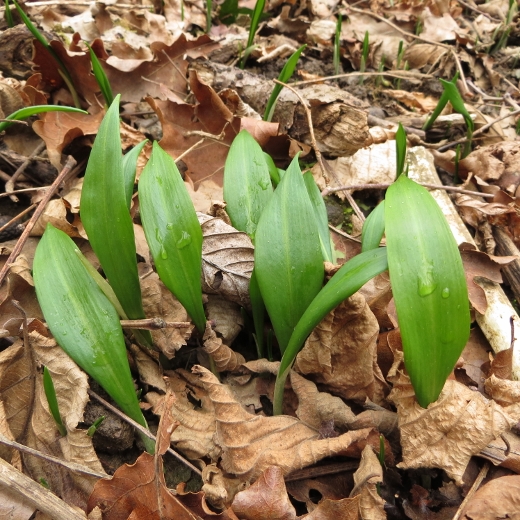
[43,367,67,437]
[333,14,342,76]
[359,30,369,84]
[4,0,14,27]
[395,123,407,179]
[206,0,212,32]
[87,416,106,437]
[0,105,87,133]
[84,42,114,107]
[12,0,81,108]
[263,44,306,122]
[490,0,516,54]
[423,72,474,158]
[240,0,265,69]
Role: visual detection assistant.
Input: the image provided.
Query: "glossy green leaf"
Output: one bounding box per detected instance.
[139,141,206,334]
[85,41,114,107]
[255,156,324,353]
[0,105,87,132]
[241,0,265,68]
[4,0,14,28]
[385,175,470,407]
[122,139,147,209]
[224,129,273,241]
[303,171,332,262]
[361,200,385,252]
[263,152,280,186]
[273,247,388,414]
[80,96,149,344]
[33,224,154,453]
[264,44,306,122]
[43,366,66,436]
[249,269,265,358]
[395,123,407,179]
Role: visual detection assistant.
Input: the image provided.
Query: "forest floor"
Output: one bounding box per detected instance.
[0,0,520,518]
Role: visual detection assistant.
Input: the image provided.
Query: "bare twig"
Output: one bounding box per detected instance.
[87,389,202,477]
[0,156,77,288]
[5,142,46,202]
[120,318,192,330]
[0,204,36,236]
[322,182,495,198]
[292,70,432,86]
[273,79,366,222]
[452,462,490,520]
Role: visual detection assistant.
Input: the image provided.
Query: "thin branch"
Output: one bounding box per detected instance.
[120,318,192,330]
[0,156,77,288]
[0,204,36,236]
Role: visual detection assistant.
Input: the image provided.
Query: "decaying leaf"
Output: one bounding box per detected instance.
[294,293,385,403]
[485,374,520,407]
[203,323,245,372]
[205,295,244,344]
[199,213,254,308]
[388,362,516,485]
[192,365,373,482]
[352,446,385,520]
[231,466,297,520]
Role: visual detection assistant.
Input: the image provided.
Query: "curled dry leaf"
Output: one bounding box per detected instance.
[30,199,82,238]
[290,371,357,431]
[203,322,245,372]
[485,374,520,407]
[454,194,514,216]
[304,497,361,520]
[388,367,516,485]
[353,446,385,520]
[192,365,373,482]
[148,369,220,461]
[294,293,385,403]
[205,295,244,344]
[139,265,194,359]
[459,475,520,520]
[202,465,245,511]
[199,213,254,309]
[231,466,297,520]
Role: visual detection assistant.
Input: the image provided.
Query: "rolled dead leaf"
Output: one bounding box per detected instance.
[203,323,245,372]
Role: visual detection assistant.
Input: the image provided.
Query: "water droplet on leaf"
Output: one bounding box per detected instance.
[417,261,437,297]
[442,287,450,299]
[176,231,192,249]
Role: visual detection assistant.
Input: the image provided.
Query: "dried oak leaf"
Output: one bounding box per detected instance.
[0,327,105,509]
[148,369,220,461]
[388,364,516,485]
[192,365,373,482]
[203,322,245,372]
[231,466,297,520]
[199,213,254,309]
[294,293,387,403]
[148,71,278,191]
[205,295,244,344]
[353,446,385,520]
[485,374,520,407]
[459,475,520,520]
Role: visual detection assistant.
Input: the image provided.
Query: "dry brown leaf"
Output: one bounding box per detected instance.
[0,327,105,509]
[231,466,297,520]
[30,199,82,238]
[294,293,384,403]
[359,272,394,329]
[0,486,36,520]
[303,497,361,519]
[290,371,356,431]
[454,194,514,216]
[192,365,373,482]
[199,213,254,308]
[353,446,385,520]
[205,295,243,344]
[139,265,194,359]
[385,90,439,112]
[148,369,220,461]
[203,322,245,372]
[388,366,516,485]
[485,374,520,406]
[459,475,520,520]
[202,464,245,511]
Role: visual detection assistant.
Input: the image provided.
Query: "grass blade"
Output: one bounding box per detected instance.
[122,139,147,209]
[255,156,324,353]
[33,224,154,453]
[43,366,66,436]
[395,123,407,179]
[385,175,470,407]
[80,95,151,344]
[85,41,114,107]
[361,200,385,252]
[303,171,332,262]
[0,105,87,132]
[241,0,265,68]
[264,44,306,122]
[273,247,388,414]
[139,142,206,334]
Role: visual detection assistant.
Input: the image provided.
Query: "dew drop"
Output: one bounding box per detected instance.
[155,228,162,243]
[160,246,168,259]
[442,287,450,299]
[176,231,192,249]
[166,222,175,230]
[417,261,437,297]
[258,179,270,190]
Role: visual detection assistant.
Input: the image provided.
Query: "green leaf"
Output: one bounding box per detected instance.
[0,105,87,133]
[224,129,273,241]
[139,141,206,334]
[303,171,332,262]
[361,201,385,252]
[80,96,150,344]
[249,269,265,358]
[122,139,147,209]
[264,44,306,122]
[85,41,114,107]
[385,175,470,407]
[263,152,280,186]
[4,0,14,28]
[273,247,388,414]
[43,366,66,437]
[246,0,265,51]
[395,123,407,179]
[255,156,324,353]
[33,224,154,453]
